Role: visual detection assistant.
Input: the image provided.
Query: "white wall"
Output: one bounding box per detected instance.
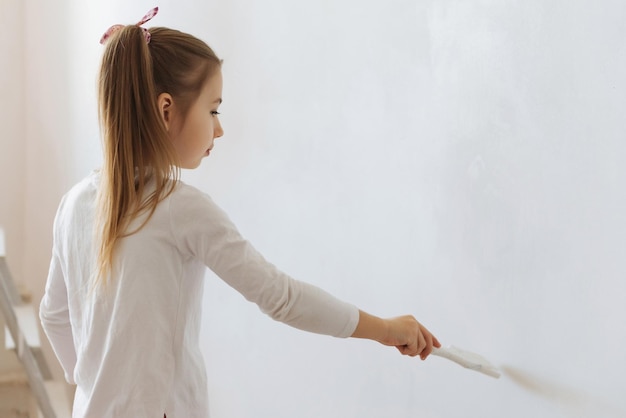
[0,0,26,287]
[0,0,27,376]
[9,0,626,417]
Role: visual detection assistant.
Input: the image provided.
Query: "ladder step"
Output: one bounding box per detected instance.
[0,228,5,257]
[5,304,42,349]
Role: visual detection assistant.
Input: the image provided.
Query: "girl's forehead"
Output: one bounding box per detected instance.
[202,70,223,98]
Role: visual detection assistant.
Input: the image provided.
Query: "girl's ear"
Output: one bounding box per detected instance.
[157,93,174,131]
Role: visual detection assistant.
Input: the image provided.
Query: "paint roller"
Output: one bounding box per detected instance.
[431,345,501,378]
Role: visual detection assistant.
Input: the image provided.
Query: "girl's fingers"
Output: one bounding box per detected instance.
[402,329,426,357]
[416,329,426,356]
[420,330,434,360]
[392,317,440,359]
[433,334,442,348]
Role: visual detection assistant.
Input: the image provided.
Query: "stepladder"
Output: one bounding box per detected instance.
[0,227,71,418]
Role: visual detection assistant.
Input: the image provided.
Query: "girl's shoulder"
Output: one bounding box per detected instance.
[166,180,224,218]
[165,181,235,243]
[170,180,213,205]
[57,171,100,210]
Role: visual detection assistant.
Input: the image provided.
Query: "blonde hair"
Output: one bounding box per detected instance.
[95,25,221,287]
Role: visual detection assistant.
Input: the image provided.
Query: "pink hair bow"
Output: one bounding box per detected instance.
[100,6,159,45]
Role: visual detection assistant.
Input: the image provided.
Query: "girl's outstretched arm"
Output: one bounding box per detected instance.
[351,310,441,360]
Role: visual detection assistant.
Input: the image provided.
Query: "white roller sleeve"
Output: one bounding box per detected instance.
[432,345,501,378]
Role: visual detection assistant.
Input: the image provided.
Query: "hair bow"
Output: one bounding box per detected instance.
[100,6,159,45]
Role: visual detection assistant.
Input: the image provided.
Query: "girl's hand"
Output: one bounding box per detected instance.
[382,315,441,360]
[351,311,441,360]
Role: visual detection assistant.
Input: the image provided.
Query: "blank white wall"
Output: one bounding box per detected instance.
[0,0,26,376]
[14,1,626,417]
[0,0,26,285]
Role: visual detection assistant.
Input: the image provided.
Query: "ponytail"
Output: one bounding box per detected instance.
[95,24,221,288]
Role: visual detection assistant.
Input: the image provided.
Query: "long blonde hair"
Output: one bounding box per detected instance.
[95,25,221,287]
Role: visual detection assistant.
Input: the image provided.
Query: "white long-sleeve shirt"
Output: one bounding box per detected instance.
[39,172,359,418]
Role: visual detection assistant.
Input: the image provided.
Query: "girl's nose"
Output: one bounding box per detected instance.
[214,119,224,139]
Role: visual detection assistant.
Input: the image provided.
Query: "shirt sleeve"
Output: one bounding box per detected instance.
[169,185,359,338]
[39,206,77,384]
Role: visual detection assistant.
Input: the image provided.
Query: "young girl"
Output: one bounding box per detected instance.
[39,7,440,418]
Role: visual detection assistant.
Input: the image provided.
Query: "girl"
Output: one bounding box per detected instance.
[39,7,440,418]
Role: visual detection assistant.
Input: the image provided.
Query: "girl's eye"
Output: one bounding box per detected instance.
[211,111,221,116]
